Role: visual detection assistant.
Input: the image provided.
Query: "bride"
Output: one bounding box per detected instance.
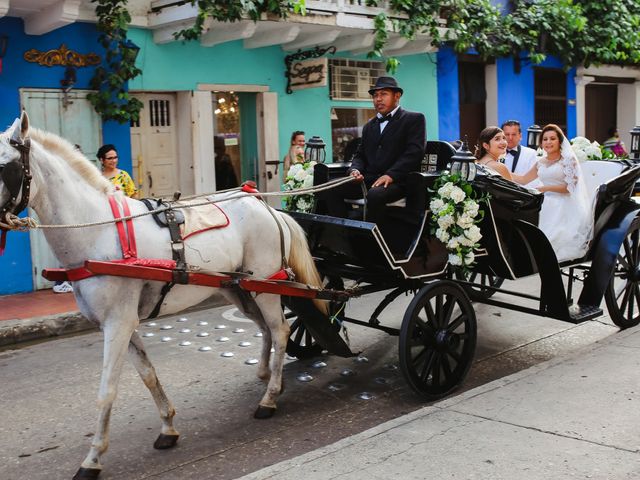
[474,126,513,180]
[512,124,593,261]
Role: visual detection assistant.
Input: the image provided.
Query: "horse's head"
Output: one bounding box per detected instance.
[0,111,32,222]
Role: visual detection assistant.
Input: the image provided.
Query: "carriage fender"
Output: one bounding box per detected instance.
[579,200,640,306]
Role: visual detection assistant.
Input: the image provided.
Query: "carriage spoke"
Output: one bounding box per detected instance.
[632,230,640,264]
[293,322,305,345]
[304,329,313,347]
[431,354,441,386]
[623,240,633,266]
[634,284,640,319]
[424,301,437,327]
[446,313,466,333]
[419,349,436,381]
[441,353,453,381]
[628,286,635,320]
[435,294,444,328]
[447,349,462,363]
[442,298,456,326]
[620,284,632,312]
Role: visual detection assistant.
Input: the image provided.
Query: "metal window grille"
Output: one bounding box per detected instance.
[330,59,386,101]
[534,68,567,131]
[149,99,171,127]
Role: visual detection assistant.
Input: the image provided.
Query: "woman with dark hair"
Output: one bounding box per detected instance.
[474,126,512,180]
[98,144,137,198]
[512,124,593,261]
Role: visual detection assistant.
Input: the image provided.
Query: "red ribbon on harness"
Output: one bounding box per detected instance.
[108,196,137,259]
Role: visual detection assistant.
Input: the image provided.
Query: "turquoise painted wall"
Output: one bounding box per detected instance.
[128,29,439,168]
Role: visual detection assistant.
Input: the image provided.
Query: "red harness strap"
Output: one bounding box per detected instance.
[108,196,137,259]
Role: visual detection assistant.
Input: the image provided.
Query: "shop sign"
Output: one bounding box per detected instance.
[288,57,328,91]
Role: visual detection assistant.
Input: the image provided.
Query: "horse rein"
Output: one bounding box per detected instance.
[0,137,32,253]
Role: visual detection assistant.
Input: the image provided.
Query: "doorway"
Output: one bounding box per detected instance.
[458,61,487,149]
[586,84,617,144]
[20,88,102,290]
[130,93,179,198]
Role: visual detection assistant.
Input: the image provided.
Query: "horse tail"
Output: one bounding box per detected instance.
[278,212,328,315]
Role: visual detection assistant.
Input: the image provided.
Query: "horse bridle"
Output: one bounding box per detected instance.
[0,137,32,224]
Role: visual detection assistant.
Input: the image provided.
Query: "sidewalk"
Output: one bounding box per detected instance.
[238,326,640,480]
[0,289,92,347]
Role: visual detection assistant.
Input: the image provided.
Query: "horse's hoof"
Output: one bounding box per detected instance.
[254,405,276,419]
[73,467,101,480]
[153,433,180,450]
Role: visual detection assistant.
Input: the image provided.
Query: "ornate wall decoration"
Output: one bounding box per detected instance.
[23,44,101,67]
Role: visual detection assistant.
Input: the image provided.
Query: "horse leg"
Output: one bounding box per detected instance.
[74,318,137,480]
[252,294,289,419]
[128,332,179,449]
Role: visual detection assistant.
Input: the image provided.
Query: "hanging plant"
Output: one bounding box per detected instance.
[88,0,143,124]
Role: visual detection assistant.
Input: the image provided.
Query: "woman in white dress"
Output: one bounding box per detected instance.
[512,124,593,261]
[474,126,513,180]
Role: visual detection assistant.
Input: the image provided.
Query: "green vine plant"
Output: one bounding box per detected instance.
[88,0,143,124]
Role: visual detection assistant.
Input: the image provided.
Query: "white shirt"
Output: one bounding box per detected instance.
[377,105,400,133]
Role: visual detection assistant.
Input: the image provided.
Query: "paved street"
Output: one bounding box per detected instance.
[0,276,621,480]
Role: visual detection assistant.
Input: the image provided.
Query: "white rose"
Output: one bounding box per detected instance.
[449,186,466,203]
[437,214,455,229]
[457,213,474,229]
[571,136,591,148]
[585,145,602,160]
[457,234,474,247]
[287,180,296,188]
[464,225,482,244]
[464,252,475,265]
[288,164,303,176]
[429,198,446,214]
[448,253,462,266]
[435,228,450,243]
[294,168,308,182]
[447,237,459,249]
[296,198,312,212]
[438,182,454,198]
[574,149,588,163]
[463,199,479,216]
[303,175,314,188]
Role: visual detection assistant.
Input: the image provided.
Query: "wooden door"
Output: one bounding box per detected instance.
[131,93,179,198]
[20,89,102,289]
[458,61,486,149]
[586,84,617,143]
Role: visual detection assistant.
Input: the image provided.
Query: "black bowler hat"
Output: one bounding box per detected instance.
[368,76,403,96]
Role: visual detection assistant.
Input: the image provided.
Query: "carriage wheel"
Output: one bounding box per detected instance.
[399,281,477,400]
[285,276,344,359]
[455,271,504,301]
[605,220,640,329]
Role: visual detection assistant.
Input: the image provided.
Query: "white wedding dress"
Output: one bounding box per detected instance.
[536,139,594,262]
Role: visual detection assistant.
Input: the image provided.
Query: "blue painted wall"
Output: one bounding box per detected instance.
[0,17,131,294]
[439,45,578,145]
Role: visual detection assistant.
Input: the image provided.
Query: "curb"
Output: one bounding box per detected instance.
[0,296,231,348]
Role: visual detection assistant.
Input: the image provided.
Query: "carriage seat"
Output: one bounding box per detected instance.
[581,160,626,200]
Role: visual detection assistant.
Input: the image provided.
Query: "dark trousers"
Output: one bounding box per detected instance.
[322,181,406,225]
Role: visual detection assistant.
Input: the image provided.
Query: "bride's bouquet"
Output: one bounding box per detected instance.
[283,162,316,213]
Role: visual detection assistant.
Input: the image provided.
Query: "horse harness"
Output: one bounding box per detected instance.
[0,137,32,253]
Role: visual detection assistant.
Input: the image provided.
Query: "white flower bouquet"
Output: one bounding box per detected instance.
[283,161,316,213]
[570,136,603,162]
[429,172,487,271]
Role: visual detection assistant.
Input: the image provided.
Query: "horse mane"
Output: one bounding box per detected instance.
[29,129,115,195]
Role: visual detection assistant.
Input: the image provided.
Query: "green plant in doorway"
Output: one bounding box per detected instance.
[88,0,143,124]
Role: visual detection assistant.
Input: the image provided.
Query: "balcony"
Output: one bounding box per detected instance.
[149,0,437,56]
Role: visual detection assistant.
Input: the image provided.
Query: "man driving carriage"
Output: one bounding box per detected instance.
[323,76,426,224]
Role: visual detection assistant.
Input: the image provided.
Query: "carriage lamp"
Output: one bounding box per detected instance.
[305,136,327,164]
[527,124,542,149]
[450,139,477,182]
[629,126,640,161]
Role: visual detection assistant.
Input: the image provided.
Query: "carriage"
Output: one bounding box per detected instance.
[3,113,640,479]
[281,140,640,400]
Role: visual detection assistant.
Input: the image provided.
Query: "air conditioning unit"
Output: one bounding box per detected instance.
[332,66,372,100]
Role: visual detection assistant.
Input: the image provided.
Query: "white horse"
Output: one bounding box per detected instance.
[0,112,325,480]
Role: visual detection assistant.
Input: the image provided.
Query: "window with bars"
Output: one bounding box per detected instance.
[534,68,567,131]
[329,59,386,101]
[149,99,171,127]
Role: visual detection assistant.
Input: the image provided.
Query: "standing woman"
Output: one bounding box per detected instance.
[474,126,513,180]
[98,144,137,198]
[512,124,593,261]
[283,130,306,175]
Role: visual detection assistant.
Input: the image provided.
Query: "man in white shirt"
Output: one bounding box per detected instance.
[501,120,540,188]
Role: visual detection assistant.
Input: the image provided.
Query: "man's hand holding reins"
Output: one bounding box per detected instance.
[350,169,364,183]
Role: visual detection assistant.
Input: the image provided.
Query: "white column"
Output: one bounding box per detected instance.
[574,75,595,137]
[256,92,281,208]
[485,63,498,126]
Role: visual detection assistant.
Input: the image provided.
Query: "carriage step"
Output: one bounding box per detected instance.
[568,305,603,323]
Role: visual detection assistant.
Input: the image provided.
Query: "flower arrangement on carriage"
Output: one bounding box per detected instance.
[570,136,629,161]
[283,161,316,213]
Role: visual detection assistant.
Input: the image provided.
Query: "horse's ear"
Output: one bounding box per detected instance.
[19,111,30,139]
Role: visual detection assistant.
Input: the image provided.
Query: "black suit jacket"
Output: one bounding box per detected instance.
[350,107,426,186]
